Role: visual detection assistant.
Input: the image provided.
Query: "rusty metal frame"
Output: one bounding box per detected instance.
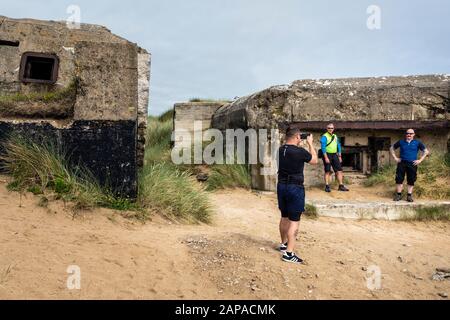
[19,52,59,84]
[288,120,449,131]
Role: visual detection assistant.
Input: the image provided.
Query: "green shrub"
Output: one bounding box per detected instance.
[27,185,43,195]
[304,203,318,219]
[54,177,71,194]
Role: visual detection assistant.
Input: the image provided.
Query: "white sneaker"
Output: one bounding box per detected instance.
[282,252,304,264]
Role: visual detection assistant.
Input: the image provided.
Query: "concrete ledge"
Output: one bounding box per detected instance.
[309,200,450,220]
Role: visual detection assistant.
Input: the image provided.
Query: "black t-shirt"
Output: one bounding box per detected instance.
[277,144,313,185]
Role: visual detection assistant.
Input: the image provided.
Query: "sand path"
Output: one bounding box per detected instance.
[0,177,449,299]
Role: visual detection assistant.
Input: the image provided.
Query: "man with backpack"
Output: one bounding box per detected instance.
[319,123,349,192]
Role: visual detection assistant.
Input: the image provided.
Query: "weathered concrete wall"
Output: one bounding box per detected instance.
[0,16,151,197]
[73,41,139,121]
[173,102,224,147]
[212,75,450,130]
[137,51,151,167]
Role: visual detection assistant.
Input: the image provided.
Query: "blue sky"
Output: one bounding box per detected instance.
[2,0,450,115]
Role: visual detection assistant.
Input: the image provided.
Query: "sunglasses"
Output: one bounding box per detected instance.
[406,132,414,135]
[327,127,334,130]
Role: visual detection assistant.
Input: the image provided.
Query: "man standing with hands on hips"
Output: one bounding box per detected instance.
[390,129,429,202]
[277,127,318,264]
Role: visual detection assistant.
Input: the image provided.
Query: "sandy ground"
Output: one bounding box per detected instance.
[0,176,449,300]
[308,184,393,202]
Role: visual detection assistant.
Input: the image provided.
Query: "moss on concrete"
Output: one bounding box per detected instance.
[0,78,79,119]
[404,205,450,221]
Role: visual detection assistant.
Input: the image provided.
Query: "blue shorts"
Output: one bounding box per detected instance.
[277,183,305,222]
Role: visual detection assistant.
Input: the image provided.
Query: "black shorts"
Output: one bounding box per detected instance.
[395,161,418,186]
[322,153,343,173]
[277,183,305,222]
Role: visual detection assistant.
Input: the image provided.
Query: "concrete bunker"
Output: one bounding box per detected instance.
[0,16,151,198]
[174,75,449,191]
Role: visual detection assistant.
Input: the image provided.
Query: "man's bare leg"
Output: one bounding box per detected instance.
[336,171,344,185]
[324,172,330,185]
[286,220,299,253]
[396,184,403,193]
[279,218,290,244]
[407,185,414,194]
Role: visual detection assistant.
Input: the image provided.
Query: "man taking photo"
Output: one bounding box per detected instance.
[390,129,429,202]
[277,127,318,264]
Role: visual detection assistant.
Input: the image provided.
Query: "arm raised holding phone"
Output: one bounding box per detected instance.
[305,134,318,165]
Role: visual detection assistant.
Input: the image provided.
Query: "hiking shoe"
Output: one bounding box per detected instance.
[394,193,402,201]
[282,252,304,264]
[338,185,349,192]
[406,194,414,202]
[279,242,288,253]
[325,185,331,193]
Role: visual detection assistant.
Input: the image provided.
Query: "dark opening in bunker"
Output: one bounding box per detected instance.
[341,147,364,172]
[0,40,19,47]
[368,137,391,172]
[19,52,59,84]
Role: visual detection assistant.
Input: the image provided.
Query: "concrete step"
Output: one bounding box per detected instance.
[308,200,450,220]
[344,172,368,185]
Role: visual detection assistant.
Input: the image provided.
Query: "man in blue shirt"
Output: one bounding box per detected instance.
[390,129,429,202]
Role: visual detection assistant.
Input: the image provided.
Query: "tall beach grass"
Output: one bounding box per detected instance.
[139,112,212,223]
[138,162,211,223]
[0,135,133,211]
